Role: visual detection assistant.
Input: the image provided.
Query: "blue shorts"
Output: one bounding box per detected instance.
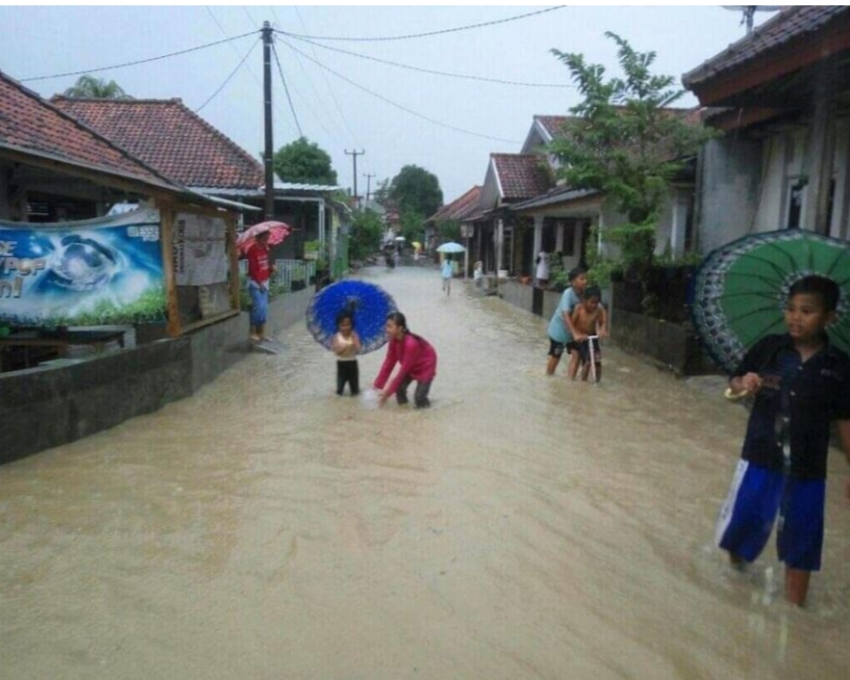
[249,283,269,326]
[715,460,825,571]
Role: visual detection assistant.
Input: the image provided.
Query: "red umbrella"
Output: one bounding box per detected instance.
[237,220,291,256]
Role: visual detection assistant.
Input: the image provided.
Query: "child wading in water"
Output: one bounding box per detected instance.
[569,286,608,381]
[373,311,438,408]
[716,275,850,606]
[545,267,588,376]
[332,311,361,396]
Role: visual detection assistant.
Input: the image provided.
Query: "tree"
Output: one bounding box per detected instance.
[436,218,461,243]
[273,137,338,185]
[549,33,713,282]
[399,209,425,245]
[348,209,384,262]
[62,75,132,99]
[387,165,443,219]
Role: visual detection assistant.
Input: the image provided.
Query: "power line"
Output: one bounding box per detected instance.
[278,37,522,145]
[20,30,258,83]
[271,43,303,137]
[277,6,564,42]
[280,31,573,88]
[195,37,260,113]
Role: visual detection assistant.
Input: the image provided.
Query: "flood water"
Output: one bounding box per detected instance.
[2,266,849,679]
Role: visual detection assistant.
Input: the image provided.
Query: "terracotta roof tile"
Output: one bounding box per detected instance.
[535,115,578,141]
[491,154,552,200]
[0,71,171,187]
[52,97,264,190]
[427,185,481,223]
[683,6,850,88]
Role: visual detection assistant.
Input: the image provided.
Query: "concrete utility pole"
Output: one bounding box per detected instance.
[345,150,365,209]
[262,21,275,218]
[363,172,376,206]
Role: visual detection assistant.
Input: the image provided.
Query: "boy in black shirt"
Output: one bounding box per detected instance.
[716,276,850,606]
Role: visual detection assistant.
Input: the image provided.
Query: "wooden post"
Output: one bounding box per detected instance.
[227,216,241,312]
[158,202,182,337]
[802,65,836,234]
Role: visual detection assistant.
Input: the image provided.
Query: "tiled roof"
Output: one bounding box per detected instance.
[535,115,578,141]
[491,154,552,200]
[0,71,174,189]
[52,96,264,190]
[426,185,481,223]
[683,6,850,88]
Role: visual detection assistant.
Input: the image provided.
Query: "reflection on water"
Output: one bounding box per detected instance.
[1,267,848,679]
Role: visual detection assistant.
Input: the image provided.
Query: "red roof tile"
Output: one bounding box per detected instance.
[0,71,172,188]
[683,6,850,88]
[491,154,552,200]
[52,97,264,190]
[427,185,481,223]
[535,115,578,141]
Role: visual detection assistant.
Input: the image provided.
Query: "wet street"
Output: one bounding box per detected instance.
[2,266,849,680]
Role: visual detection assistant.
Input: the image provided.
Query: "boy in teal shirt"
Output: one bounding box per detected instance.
[545,267,588,375]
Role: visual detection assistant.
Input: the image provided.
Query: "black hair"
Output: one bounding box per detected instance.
[789,275,840,312]
[386,311,408,334]
[584,286,602,300]
[336,310,354,327]
[568,266,587,282]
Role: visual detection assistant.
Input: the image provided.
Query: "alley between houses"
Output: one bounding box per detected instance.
[1,266,849,680]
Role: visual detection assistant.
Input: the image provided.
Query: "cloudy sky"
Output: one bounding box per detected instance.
[0,3,775,204]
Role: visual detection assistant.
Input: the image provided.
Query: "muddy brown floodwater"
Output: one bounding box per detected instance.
[1,266,849,680]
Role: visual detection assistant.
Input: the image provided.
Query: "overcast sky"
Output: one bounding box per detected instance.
[0,4,776,204]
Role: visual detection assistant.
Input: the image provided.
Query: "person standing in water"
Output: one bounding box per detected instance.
[245,229,276,342]
[441,256,453,296]
[332,310,361,396]
[545,267,588,376]
[373,312,437,408]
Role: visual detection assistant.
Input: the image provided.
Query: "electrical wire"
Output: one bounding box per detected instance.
[20,30,258,82]
[271,44,303,137]
[277,6,564,42]
[279,37,521,145]
[279,31,573,88]
[195,37,260,112]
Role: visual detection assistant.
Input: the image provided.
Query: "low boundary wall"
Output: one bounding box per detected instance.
[0,287,314,465]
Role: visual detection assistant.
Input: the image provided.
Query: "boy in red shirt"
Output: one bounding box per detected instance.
[245,230,276,341]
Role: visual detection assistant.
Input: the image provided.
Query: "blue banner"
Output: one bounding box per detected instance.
[0,209,166,327]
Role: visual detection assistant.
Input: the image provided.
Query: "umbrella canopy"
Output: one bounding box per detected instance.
[436,241,466,254]
[305,280,397,354]
[236,220,291,256]
[692,228,850,373]
[412,241,422,250]
[394,236,406,242]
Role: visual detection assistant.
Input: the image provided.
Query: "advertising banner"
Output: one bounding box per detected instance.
[0,208,166,327]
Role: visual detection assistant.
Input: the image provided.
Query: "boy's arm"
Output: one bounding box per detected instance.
[331,334,345,356]
[352,331,362,353]
[597,307,608,338]
[838,420,850,504]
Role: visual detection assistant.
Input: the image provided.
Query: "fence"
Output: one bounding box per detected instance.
[238,259,316,294]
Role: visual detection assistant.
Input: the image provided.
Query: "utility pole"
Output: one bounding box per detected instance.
[363,172,376,206]
[262,21,275,219]
[345,149,365,209]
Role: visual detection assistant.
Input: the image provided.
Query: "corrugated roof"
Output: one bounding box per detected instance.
[511,186,600,212]
[0,71,177,190]
[52,96,265,190]
[683,6,850,88]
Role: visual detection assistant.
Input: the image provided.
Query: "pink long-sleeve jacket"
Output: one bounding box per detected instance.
[374,333,438,396]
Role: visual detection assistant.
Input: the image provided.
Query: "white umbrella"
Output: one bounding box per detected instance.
[394,236,406,242]
[436,241,466,253]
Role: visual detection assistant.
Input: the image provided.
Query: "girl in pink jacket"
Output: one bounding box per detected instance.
[374,312,437,408]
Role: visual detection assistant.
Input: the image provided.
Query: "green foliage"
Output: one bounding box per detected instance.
[388,165,443,219]
[400,209,424,244]
[436,218,461,243]
[273,137,338,185]
[51,287,166,325]
[349,209,384,261]
[62,75,132,99]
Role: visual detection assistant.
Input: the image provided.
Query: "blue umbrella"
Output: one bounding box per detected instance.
[305,280,397,354]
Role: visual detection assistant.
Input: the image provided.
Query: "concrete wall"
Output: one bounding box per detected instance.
[0,286,314,465]
[697,137,763,254]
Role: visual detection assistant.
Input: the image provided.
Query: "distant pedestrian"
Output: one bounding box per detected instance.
[332,310,361,396]
[536,251,550,288]
[569,286,608,381]
[545,267,588,376]
[716,275,850,607]
[374,311,438,408]
[441,256,453,295]
[473,260,484,288]
[245,229,276,342]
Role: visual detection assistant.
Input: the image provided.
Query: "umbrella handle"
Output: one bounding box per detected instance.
[724,388,750,402]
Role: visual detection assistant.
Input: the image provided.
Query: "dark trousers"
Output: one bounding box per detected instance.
[396,375,432,408]
[337,360,359,395]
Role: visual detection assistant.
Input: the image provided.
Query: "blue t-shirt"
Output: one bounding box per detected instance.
[441,260,453,279]
[547,287,581,344]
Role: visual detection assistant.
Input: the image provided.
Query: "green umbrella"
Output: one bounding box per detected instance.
[692,228,850,374]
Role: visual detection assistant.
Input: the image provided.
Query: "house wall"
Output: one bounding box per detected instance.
[480,163,500,210]
[697,137,763,253]
[0,286,314,465]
